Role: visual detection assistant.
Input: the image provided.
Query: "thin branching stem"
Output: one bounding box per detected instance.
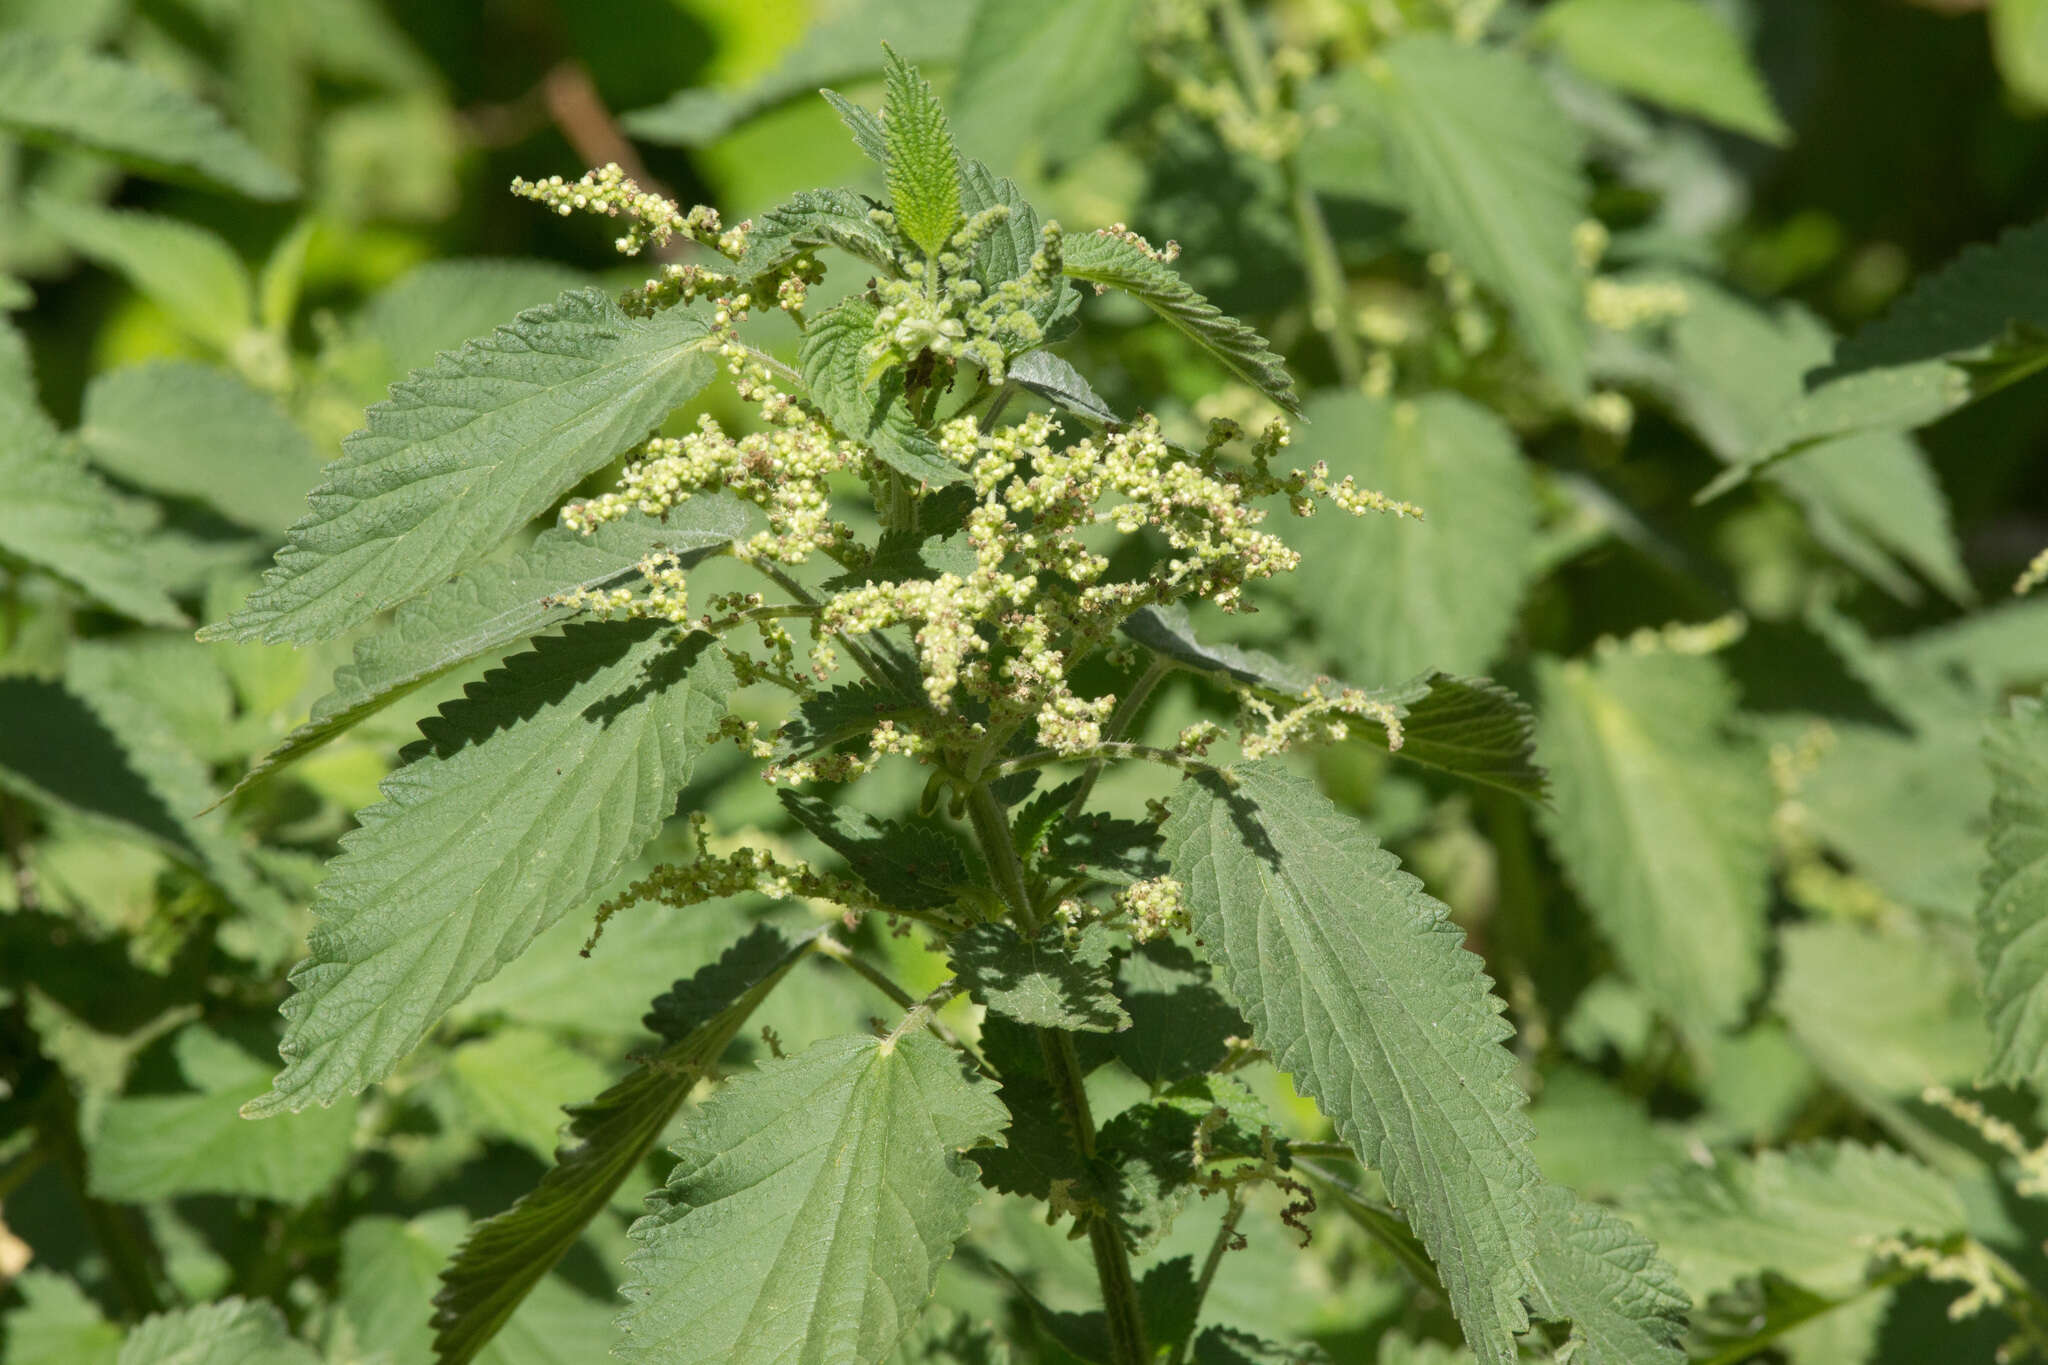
[1171,1190,1248,1365]
[998,739,1217,783]
[815,938,991,1076]
[1063,655,1174,819]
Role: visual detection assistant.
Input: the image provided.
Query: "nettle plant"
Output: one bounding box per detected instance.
[208,52,1675,1365]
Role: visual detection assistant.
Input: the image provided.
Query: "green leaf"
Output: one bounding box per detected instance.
[0,676,201,865]
[1111,938,1246,1087]
[1777,920,1987,1097]
[444,1026,614,1158]
[781,789,977,909]
[0,435,186,627]
[33,197,253,351]
[1648,281,1974,603]
[1536,645,1771,1037]
[1161,761,1540,1364]
[1981,695,2048,1089]
[1387,675,1547,802]
[346,1210,617,1365]
[115,1299,320,1365]
[1286,392,1536,682]
[1062,228,1301,416]
[78,362,326,533]
[737,187,897,277]
[86,1025,357,1203]
[205,289,718,644]
[346,259,593,391]
[615,1031,1008,1364]
[1527,1067,1686,1199]
[1535,0,1788,144]
[1099,1077,1275,1251]
[958,160,1078,341]
[1009,349,1118,425]
[947,0,1146,170]
[1371,1334,1467,1365]
[949,921,1130,1032]
[771,681,918,763]
[1995,0,2048,106]
[1042,808,1167,889]
[1731,218,2048,482]
[890,1310,1012,1365]
[0,319,184,626]
[799,296,968,486]
[1523,1183,1688,1365]
[1624,1142,1965,1301]
[247,622,733,1114]
[1121,603,1317,694]
[880,46,963,257]
[2,1272,123,1365]
[231,501,746,797]
[0,32,294,199]
[433,927,811,1365]
[622,0,974,147]
[1192,1328,1332,1365]
[1122,605,1545,799]
[967,1071,1082,1200]
[1353,35,1589,395]
[823,88,891,165]
[14,642,285,920]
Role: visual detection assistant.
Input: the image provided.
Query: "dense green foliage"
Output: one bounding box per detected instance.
[4,3,2048,1363]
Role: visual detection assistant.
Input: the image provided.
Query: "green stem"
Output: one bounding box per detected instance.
[1296,1158,1443,1297]
[962,781,1148,1365]
[816,938,990,1076]
[1063,656,1174,819]
[999,740,1215,784]
[1694,1264,1918,1365]
[1213,0,1363,386]
[964,782,1038,934]
[1169,1191,1246,1365]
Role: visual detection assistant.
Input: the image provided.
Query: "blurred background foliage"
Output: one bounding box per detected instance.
[4,0,2048,1361]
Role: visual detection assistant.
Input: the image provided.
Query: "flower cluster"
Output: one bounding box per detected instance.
[524,157,1427,951]
[562,325,859,569]
[511,163,746,259]
[863,215,1066,383]
[583,815,882,954]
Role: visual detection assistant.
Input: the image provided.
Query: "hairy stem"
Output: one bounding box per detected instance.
[963,782,1148,1365]
[964,782,1038,935]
